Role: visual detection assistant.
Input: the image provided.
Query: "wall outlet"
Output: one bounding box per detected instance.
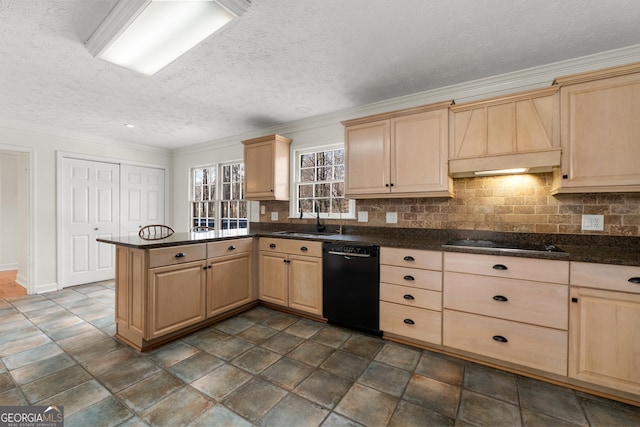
[260,204,266,215]
[386,212,398,224]
[582,214,604,231]
[357,211,368,222]
[270,212,278,221]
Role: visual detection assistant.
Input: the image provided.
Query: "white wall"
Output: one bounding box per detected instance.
[0,125,171,293]
[0,153,18,270]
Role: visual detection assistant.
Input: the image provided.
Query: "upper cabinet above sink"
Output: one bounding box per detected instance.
[448,87,561,177]
[243,134,292,201]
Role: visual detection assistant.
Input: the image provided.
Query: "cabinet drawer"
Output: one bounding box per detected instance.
[149,244,206,268]
[207,238,253,258]
[443,310,567,375]
[444,252,569,284]
[380,265,442,291]
[443,272,568,329]
[380,283,441,311]
[570,262,640,294]
[259,238,322,257]
[380,301,441,345]
[381,247,441,270]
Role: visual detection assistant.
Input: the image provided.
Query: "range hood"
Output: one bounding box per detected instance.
[448,87,561,178]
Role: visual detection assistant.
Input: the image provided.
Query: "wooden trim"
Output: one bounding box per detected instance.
[241,134,292,146]
[258,300,327,323]
[341,100,454,127]
[448,149,562,176]
[552,62,640,86]
[449,86,559,112]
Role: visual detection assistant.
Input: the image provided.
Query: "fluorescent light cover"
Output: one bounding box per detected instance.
[474,168,529,176]
[88,1,243,75]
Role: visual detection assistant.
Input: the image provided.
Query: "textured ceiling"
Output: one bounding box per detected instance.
[1,0,640,149]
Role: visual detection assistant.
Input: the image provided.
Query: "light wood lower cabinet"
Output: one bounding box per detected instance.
[569,262,640,396]
[379,247,443,345]
[258,238,323,316]
[148,260,207,339]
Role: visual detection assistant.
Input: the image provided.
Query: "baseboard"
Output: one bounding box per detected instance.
[14,274,28,291]
[0,263,18,271]
[35,282,58,294]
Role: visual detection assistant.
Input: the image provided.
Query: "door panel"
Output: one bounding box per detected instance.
[120,165,165,237]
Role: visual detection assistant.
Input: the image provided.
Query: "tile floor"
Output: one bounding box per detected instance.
[1,281,640,426]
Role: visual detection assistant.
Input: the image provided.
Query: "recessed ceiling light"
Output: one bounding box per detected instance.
[124,123,135,128]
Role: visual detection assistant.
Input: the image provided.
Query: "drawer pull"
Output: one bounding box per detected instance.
[269,243,276,249]
[492,264,508,270]
[403,294,415,300]
[228,245,236,250]
[403,319,415,325]
[175,252,186,258]
[492,335,508,343]
[403,275,415,281]
[629,277,640,284]
[300,246,308,252]
[403,256,415,262]
[493,295,508,302]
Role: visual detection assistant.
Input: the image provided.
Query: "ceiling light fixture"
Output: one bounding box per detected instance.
[86,0,251,75]
[474,168,529,176]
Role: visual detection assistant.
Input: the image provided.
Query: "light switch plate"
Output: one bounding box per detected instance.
[357,211,368,222]
[582,214,604,231]
[270,212,278,221]
[386,212,398,224]
[260,204,266,215]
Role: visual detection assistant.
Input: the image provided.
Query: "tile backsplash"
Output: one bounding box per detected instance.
[258,173,640,237]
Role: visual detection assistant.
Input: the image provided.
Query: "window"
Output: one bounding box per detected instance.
[292,145,355,219]
[191,161,248,234]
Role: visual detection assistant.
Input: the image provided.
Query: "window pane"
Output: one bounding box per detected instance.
[317,151,333,166]
[223,165,230,182]
[334,149,344,165]
[223,183,231,199]
[317,166,331,181]
[299,199,313,213]
[232,183,241,200]
[194,185,202,201]
[299,184,313,198]
[300,153,315,168]
[317,199,330,213]
[194,169,203,185]
[332,197,348,213]
[332,182,344,197]
[300,168,315,182]
[333,165,345,180]
[315,183,331,197]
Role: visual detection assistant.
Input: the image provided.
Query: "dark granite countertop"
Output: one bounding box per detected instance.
[98,225,640,267]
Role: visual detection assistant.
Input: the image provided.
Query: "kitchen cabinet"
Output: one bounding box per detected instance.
[379,247,443,345]
[552,63,640,193]
[146,244,207,340]
[342,101,453,198]
[206,238,255,318]
[448,87,561,177]
[443,252,569,375]
[242,134,292,200]
[258,238,323,316]
[569,262,640,396]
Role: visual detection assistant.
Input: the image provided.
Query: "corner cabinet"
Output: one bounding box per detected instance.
[258,238,323,317]
[448,87,561,177]
[552,62,640,193]
[242,134,292,200]
[569,262,640,397]
[342,101,453,198]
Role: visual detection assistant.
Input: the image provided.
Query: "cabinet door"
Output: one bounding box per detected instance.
[288,254,322,315]
[148,261,206,339]
[344,119,391,196]
[207,253,253,318]
[244,141,275,198]
[558,72,640,192]
[259,251,288,306]
[569,287,640,395]
[392,109,449,194]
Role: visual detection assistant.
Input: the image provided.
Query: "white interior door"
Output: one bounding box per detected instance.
[120,165,165,237]
[61,158,120,287]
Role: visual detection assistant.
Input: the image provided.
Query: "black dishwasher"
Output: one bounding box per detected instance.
[322,243,381,336]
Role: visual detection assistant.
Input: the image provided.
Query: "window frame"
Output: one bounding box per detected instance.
[190,160,249,234]
[289,143,355,220]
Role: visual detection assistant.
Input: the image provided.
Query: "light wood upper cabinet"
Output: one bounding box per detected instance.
[342,101,453,198]
[449,87,561,177]
[552,63,640,193]
[242,134,292,200]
